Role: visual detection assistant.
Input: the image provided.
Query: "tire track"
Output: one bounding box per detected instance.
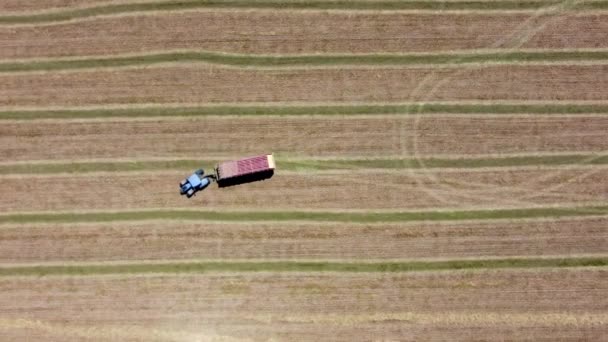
[404,0,602,208]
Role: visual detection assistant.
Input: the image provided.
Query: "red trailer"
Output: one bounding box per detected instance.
[215,154,275,188]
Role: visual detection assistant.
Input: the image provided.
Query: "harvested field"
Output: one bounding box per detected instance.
[3,1,608,340]
[1,269,606,314]
[0,217,606,263]
[0,269,606,340]
[3,65,608,106]
[1,168,608,211]
[2,11,608,58]
[3,115,608,161]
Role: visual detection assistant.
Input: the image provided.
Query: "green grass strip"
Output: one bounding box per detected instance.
[3,0,607,25]
[2,155,608,175]
[1,206,607,225]
[0,257,605,277]
[3,103,608,120]
[3,50,608,72]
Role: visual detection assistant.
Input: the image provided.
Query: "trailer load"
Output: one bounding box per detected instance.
[216,154,275,188]
[179,154,275,198]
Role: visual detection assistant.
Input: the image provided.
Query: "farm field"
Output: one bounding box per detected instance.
[1,0,608,340]
[2,10,608,57]
[0,269,607,340]
[3,65,608,106]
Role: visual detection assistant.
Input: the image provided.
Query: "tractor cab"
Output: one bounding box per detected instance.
[179,169,213,198]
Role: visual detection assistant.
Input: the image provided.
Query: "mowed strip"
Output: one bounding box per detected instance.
[1,11,608,58]
[1,168,608,211]
[2,115,607,161]
[3,65,608,107]
[0,217,606,263]
[0,269,605,340]
[4,50,608,72]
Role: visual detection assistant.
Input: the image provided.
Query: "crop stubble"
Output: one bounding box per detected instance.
[3,115,607,161]
[1,11,608,58]
[1,168,607,211]
[0,269,605,340]
[0,217,606,263]
[3,5,608,341]
[2,65,608,106]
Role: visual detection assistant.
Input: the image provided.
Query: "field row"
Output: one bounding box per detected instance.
[1,11,607,58]
[4,0,608,19]
[8,0,576,14]
[0,217,606,263]
[1,168,607,211]
[2,115,607,161]
[2,206,608,224]
[4,103,608,119]
[0,257,607,276]
[4,50,608,73]
[3,64,608,107]
[0,269,605,340]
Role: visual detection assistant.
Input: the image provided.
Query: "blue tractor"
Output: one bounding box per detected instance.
[179,169,215,198]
